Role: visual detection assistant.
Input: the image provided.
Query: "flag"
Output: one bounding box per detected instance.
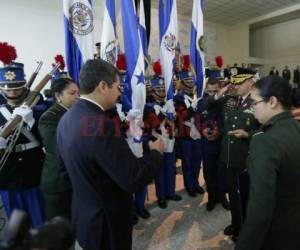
[121,0,146,157]
[158,0,165,44]
[160,0,177,120]
[138,0,148,57]
[190,0,205,97]
[100,0,118,65]
[63,0,94,83]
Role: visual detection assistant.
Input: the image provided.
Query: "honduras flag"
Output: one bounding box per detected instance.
[190,0,205,97]
[138,0,148,58]
[63,0,94,83]
[121,0,146,157]
[160,0,177,120]
[101,0,118,65]
[158,0,165,44]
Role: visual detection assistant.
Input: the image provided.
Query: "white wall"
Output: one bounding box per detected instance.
[250,17,300,76]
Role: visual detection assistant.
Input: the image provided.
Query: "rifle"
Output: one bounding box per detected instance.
[0,63,60,139]
[26,61,43,89]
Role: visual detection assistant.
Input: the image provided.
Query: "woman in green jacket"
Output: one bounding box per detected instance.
[38,78,79,220]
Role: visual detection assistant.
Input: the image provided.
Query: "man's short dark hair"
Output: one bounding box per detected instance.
[207,77,221,86]
[254,75,292,109]
[79,59,118,94]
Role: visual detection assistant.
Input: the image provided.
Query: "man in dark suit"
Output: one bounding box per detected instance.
[269,66,279,76]
[293,65,300,88]
[282,65,291,82]
[56,59,164,250]
[236,76,300,250]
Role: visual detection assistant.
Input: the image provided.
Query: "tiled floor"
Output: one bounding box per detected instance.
[133,167,234,250]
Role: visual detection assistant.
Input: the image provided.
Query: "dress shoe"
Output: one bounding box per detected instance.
[224,224,238,236]
[132,214,139,225]
[206,200,217,211]
[166,194,182,201]
[158,199,167,209]
[221,198,230,210]
[195,186,205,195]
[231,234,239,242]
[138,208,151,219]
[186,188,197,197]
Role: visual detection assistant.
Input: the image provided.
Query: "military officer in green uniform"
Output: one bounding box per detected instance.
[236,75,300,250]
[38,77,79,220]
[206,67,260,241]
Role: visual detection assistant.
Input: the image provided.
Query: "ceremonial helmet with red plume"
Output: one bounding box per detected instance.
[116,54,127,87]
[182,55,191,71]
[116,54,126,72]
[0,42,27,90]
[52,54,69,82]
[215,56,223,68]
[153,60,162,76]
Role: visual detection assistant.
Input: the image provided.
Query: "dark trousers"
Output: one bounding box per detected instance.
[134,186,147,213]
[179,138,202,189]
[0,187,45,228]
[155,152,176,199]
[201,139,226,200]
[43,190,72,221]
[226,165,249,233]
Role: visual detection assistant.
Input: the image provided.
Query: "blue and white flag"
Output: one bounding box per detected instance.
[138,0,148,58]
[160,0,177,120]
[190,0,205,97]
[63,0,94,83]
[121,0,146,157]
[158,0,165,44]
[100,0,118,65]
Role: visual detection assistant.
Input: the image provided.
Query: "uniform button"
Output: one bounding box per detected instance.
[230,141,234,144]
[232,124,236,128]
[234,116,238,120]
[18,158,22,161]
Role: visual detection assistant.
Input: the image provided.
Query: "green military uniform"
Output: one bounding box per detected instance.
[38,102,72,220]
[220,95,260,172]
[206,92,260,235]
[236,111,300,250]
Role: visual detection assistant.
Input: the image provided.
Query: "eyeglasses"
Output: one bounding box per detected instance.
[250,99,265,107]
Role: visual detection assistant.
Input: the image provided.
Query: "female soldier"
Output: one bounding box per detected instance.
[38,78,79,220]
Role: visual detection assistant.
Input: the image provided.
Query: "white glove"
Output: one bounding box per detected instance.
[191,97,201,110]
[116,103,127,122]
[183,118,201,140]
[153,104,164,116]
[12,104,35,129]
[126,136,143,158]
[162,99,176,118]
[184,95,192,108]
[0,137,7,149]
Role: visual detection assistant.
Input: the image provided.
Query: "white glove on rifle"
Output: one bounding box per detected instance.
[0,137,7,149]
[183,118,201,140]
[12,104,35,129]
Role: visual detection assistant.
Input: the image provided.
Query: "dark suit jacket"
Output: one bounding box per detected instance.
[293,69,300,85]
[56,99,163,250]
[269,70,279,76]
[282,69,291,81]
[236,112,300,250]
